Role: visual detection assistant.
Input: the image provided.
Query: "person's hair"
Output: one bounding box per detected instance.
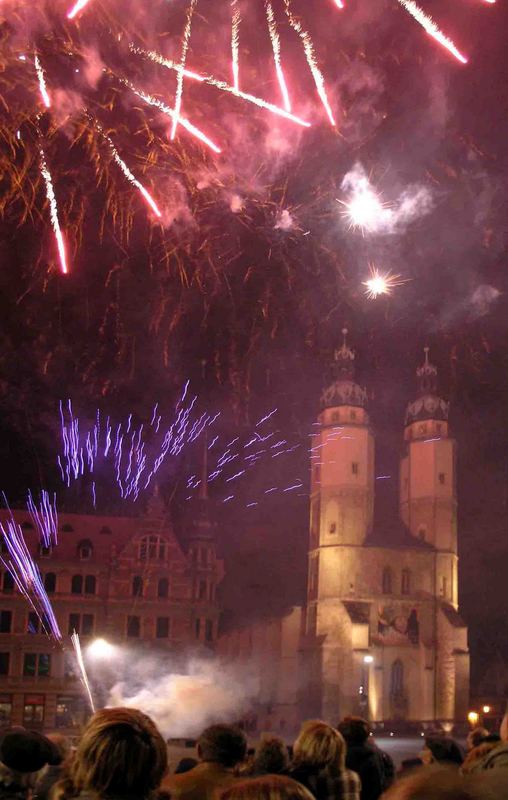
[293,721,346,775]
[221,774,315,800]
[336,716,370,746]
[174,757,198,775]
[383,766,508,800]
[253,735,289,776]
[424,736,463,766]
[461,740,501,774]
[466,727,488,751]
[71,707,167,799]
[198,725,247,768]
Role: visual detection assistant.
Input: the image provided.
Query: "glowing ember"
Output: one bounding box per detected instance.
[397,0,468,64]
[39,148,68,274]
[34,54,50,108]
[363,266,405,299]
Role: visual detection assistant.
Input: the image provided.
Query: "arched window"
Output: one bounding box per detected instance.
[382,567,393,595]
[71,575,83,594]
[390,659,404,698]
[132,576,143,597]
[62,523,74,533]
[139,536,166,562]
[84,575,96,595]
[77,540,93,560]
[0,539,8,556]
[2,571,14,593]
[21,521,34,531]
[157,578,169,599]
[44,573,56,594]
[39,544,52,558]
[401,569,411,595]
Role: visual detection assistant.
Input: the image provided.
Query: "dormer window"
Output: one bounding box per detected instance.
[77,540,93,560]
[139,536,166,562]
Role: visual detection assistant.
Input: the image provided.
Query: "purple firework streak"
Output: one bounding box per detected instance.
[27,489,58,548]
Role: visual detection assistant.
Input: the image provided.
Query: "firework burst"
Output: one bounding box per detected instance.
[362,265,407,299]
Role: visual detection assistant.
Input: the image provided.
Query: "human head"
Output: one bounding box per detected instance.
[198,724,247,768]
[466,727,488,752]
[72,707,167,798]
[383,767,508,800]
[254,735,289,775]
[221,774,315,800]
[293,720,346,772]
[336,717,370,746]
[174,757,198,775]
[0,729,62,774]
[423,736,464,767]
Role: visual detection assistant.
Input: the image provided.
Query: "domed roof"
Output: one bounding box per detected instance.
[405,347,449,425]
[321,329,367,410]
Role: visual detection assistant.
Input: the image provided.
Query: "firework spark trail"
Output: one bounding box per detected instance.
[231,0,241,91]
[67,0,92,19]
[333,0,345,7]
[362,266,406,299]
[123,80,222,153]
[27,490,58,548]
[93,120,162,218]
[130,46,311,127]
[71,632,96,712]
[171,0,198,141]
[283,0,336,125]
[0,502,61,640]
[265,2,292,112]
[39,148,68,274]
[34,54,50,108]
[397,0,467,63]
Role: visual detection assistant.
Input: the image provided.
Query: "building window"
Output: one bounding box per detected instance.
[332,412,340,423]
[401,569,411,595]
[39,545,52,558]
[99,526,112,535]
[139,536,166,562]
[382,567,393,595]
[198,580,207,601]
[156,617,170,638]
[352,462,359,475]
[62,524,74,533]
[68,614,94,636]
[0,611,12,634]
[23,694,44,725]
[27,612,49,635]
[23,654,51,677]
[436,423,442,435]
[71,575,83,594]
[132,576,144,598]
[351,410,357,421]
[439,472,446,485]
[418,526,426,541]
[21,521,34,531]
[441,576,447,597]
[44,573,56,594]
[56,695,85,729]
[157,578,169,599]
[205,620,213,642]
[306,604,317,636]
[84,575,96,595]
[418,424,427,436]
[1,572,13,594]
[195,618,201,639]
[68,613,80,635]
[77,540,93,560]
[127,616,140,637]
[0,695,12,725]
[329,522,336,534]
[390,659,404,698]
[0,653,10,676]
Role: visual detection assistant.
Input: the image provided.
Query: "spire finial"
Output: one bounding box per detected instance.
[424,346,430,365]
[342,327,348,346]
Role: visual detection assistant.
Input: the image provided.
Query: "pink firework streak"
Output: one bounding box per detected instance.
[396,0,468,63]
[283,0,335,125]
[67,0,92,20]
[39,148,68,274]
[34,54,50,108]
[130,46,311,127]
[94,120,161,217]
[265,1,292,112]
[231,0,241,91]
[171,0,198,141]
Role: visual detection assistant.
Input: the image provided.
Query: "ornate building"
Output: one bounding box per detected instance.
[220,334,469,729]
[0,492,223,731]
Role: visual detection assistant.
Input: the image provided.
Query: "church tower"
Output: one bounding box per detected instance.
[399,348,458,607]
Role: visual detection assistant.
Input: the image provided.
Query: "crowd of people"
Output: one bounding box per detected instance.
[0,708,508,800]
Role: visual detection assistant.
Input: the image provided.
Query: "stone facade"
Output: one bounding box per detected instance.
[219,339,469,730]
[0,494,223,732]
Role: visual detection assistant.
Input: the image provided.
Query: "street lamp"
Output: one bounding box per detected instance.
[363,655,374,664]
[87,638,117,661]
[468,711,479,726]
[483,705,491,714]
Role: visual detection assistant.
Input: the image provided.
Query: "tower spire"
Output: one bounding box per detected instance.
[405,347,449,427]
[416,346,438,397]
[333,327,355,382]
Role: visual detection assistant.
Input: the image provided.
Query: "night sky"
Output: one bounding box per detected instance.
[1,0,508,693]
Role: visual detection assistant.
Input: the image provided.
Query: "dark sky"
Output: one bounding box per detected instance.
[1,0,508,692]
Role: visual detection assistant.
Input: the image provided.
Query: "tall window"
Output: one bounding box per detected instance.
[23,694,44,725]
[71,575,83,594]
[2,572,14,593]
[156,617,170,638]
[205,620,213,643]
[438,473,446,485]
[441,576,447,597]
[0,653,10,676]
[44,573,56,593]
[127,616,140,637]
[23,654,51,677]
[139,536,166,562]
[39,545,52,558]
[0,611,12,633]
[132,576,144,597]
[0,695,12,725]
[77,540,93,560]
[198,580,207,601]
[195,618,201,639]
[27,612,49,634]
[351,462,359,475]
[55,695,85,729]
[157,578,169,599]
[68,614,94,636]
[390,659,404,698]
[84,575,96,595]
[382,567,393,595]
[401,569,411,595]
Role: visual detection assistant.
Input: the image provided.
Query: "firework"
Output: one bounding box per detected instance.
[130,46,311,127]
[283,0,336,125]
[231,0,241,91]
[39,148,68,274]
[339,178,390,234]
[397,0,467,63]
[71,632,96,712]
[265,2,292,112]
[34,54,50,108]
[171,0,198,140]
[27,490,58,548]
[67,0,93,19]
[362,266,405,299]
[93,120,162,218]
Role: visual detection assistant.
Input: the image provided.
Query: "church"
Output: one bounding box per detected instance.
[219,333,470,730]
